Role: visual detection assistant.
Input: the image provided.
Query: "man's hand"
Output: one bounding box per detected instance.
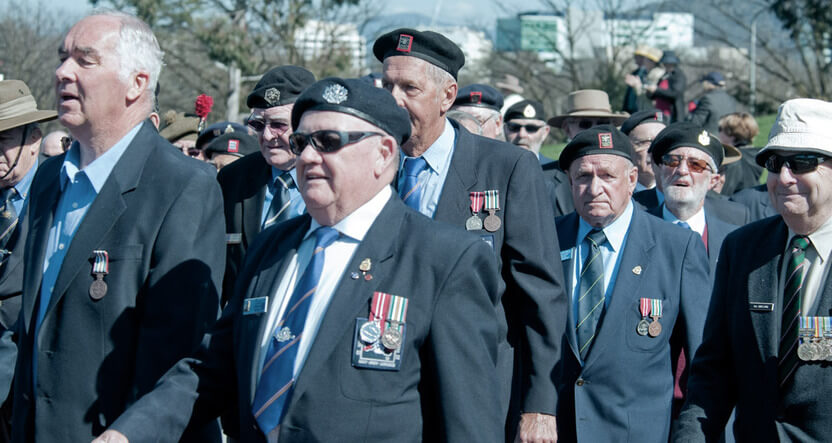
[514,412,557,443]
[91,430,128,443]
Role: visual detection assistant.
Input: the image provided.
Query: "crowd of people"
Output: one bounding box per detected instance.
[0,10,828,443]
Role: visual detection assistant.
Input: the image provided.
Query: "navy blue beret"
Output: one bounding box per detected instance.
[559,125,633,171]
[247,66,316,109]
[650,122,724,167]
[196,121,249,149]
[504,99,547,122]
[620,109,666,135]
[373,28,465,80]
[454,84,503,111]
[203,131,259,157]
[291,77,411,146]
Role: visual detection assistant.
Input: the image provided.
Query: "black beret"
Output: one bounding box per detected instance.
[203,131,259,157]
[247,66,316,109]
[373,28,465,80]
[559,125,633,172]
[620,109,666,135]
[291,77,411,146]
[504,99,546,122]
[196,121,249,150]
[454,84,503,111]
[650,122,724,167]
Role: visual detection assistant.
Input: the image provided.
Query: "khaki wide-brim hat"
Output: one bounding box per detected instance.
[548,89,629,127]
[0,80,57,133]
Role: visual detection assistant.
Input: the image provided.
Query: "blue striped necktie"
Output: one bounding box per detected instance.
[400,157,427,210]
[779,235,809,386]
[263,171,295,228]
[576,229,607,361]
[251,226,339,435]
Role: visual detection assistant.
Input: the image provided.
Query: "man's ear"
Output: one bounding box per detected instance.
[126,71,150,103]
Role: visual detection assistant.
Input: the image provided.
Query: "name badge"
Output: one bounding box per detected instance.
[560,249,572,261]
[749,302,775,312]
[226,233,242,245]
[243,296,269,315]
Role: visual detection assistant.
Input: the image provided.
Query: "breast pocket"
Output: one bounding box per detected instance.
[625,296,673,353]
[86,244,144,303]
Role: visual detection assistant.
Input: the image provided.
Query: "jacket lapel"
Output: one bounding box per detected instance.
[434,121,477,221]
[243,160,271,244]
[287,196,401,410]
[41,123,153,326]
[748,219,788,362]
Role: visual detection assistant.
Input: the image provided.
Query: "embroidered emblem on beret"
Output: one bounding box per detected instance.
[598,133,613,149]
[264,88,280,106]
[322,84,348,104]
[227,139,239,153]
[470,91,482,104]
[397,34,413,53]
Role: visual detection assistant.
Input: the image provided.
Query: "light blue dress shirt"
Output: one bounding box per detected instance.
[570,201,635,322]
[9,158,37,217]
[397,119,456,218]
[34,123,140,381]
[260,167,305,227]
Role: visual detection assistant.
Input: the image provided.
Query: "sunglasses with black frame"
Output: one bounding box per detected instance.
[288,130,384,155]
[764,153,831,174]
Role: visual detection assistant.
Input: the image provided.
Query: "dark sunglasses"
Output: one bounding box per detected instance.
[578,119,610,130]
[661,154,713,173]
[247,118,290,135]
[506,122,544,133]
[288,130,383,155]
[764,153,830,174]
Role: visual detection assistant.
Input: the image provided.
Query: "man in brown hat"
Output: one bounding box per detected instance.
[0,79,56,440]
[548,89,629,140]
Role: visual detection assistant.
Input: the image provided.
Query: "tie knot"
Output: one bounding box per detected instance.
[676,221,691,230]
[275,171,295,190]
[791,235,810,252]
[403,157,427,177]
[586,229,607,247]
[314,226,340,249]
[0,188,16,203]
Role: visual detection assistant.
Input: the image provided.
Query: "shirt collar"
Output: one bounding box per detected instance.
[12,158,37,200]
[577,200,635,252]
[792,215,832,264]
[60,122,143,193]
[308,186,392,242]
[662,204,706,236]
[402,118,455,174]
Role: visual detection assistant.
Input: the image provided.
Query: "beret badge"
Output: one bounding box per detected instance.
[323,84,348,104]
[523,104,536,118]
[264,88,280,106]
[698,130,710,146]
[397,34,414,53]
[599,133,613,149]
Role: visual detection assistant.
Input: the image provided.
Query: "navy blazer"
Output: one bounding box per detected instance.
[555,208,710,443]
[109,195,504,442]
[10,122,225,442]
[674,216,832,441]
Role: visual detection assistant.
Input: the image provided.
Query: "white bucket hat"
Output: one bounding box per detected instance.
[756,98,832,165]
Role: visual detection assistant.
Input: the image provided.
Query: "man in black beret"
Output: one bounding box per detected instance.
[451,83,504,140]
[216,65,316,305]
[554,125,709,443]
[620,109,666,192]
[200,124,260,171]
[93,77,504,443]
[504,99,550,158]
[375,27,567,442]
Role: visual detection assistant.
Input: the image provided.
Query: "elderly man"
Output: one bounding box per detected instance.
[159,111,201,157]
[554,125,709,442]
[217,66,315,305]
[375,28,567,441]
[93,77,503,443]
[9,12,225,442]
[504,99,551,159]
[452,83,504,140]
[673,99,832,440]
[548,89,629,140]
[197,122,259,171]
[620,109,666,192]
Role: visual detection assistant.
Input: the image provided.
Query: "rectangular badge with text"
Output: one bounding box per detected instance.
[243,297,268,316]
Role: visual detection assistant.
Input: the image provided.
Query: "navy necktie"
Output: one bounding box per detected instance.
[263,171,295,228]
[251,226,339,435]
[0,188,18,252]
[400,157,427,210]
[576,229,607,361]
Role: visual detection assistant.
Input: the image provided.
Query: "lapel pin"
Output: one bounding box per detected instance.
[359,258,372,272]
[632,265,642,275]
[350,272,360,280]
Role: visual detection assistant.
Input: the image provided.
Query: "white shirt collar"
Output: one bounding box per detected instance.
[308,186,392,242]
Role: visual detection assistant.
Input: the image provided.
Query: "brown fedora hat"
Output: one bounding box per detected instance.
[548,89,629,127]
[0,80,57,133]
[495,74,524,95]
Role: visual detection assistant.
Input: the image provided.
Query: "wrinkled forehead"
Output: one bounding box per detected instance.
[62,16,120,55]
[570,153,632,174]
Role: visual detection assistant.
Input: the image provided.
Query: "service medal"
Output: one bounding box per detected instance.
[89,250,109,300]
[647,299,663,337]
[648,320,662,337]
[381,327,402,350]
[467,192,484,231]
[89,277,107,300]
[636,319,650,336]
[483,190,502,232]
[637,298,651,336]
[359,320,381,344]
[466,216,483,231]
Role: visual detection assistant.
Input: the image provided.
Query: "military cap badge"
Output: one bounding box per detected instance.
[264,87,280,106]
[698,130,710,146]
[599,132,613,149]
[323,84,348,104]
[397,34,413,53]
[523,104,536,118]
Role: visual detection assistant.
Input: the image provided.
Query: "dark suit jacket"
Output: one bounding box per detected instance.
[634,188,750,226]
[731,184,776,223]
[541,160,575,217]
[432,121,567,419]
[674,216,832,442]
[10,122,225,442]
[722,146,763,196]
[645,204,739,276]
[555,208,710,443]
[687,89,736,135]
[110,195,504,442]
[217,152,272,305]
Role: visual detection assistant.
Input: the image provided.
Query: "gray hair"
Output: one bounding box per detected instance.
[423,62,455,104]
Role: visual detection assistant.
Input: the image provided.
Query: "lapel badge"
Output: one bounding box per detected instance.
[359,258,372,281]
[351,272,360,280]
[632,265,642,275]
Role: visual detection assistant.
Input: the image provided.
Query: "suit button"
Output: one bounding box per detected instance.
[576,378,585,386]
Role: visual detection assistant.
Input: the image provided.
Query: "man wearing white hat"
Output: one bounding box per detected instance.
[674,98,832,441]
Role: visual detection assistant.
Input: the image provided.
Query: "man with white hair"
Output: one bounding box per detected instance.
[674,99,832,441]
[8,12,225,442]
